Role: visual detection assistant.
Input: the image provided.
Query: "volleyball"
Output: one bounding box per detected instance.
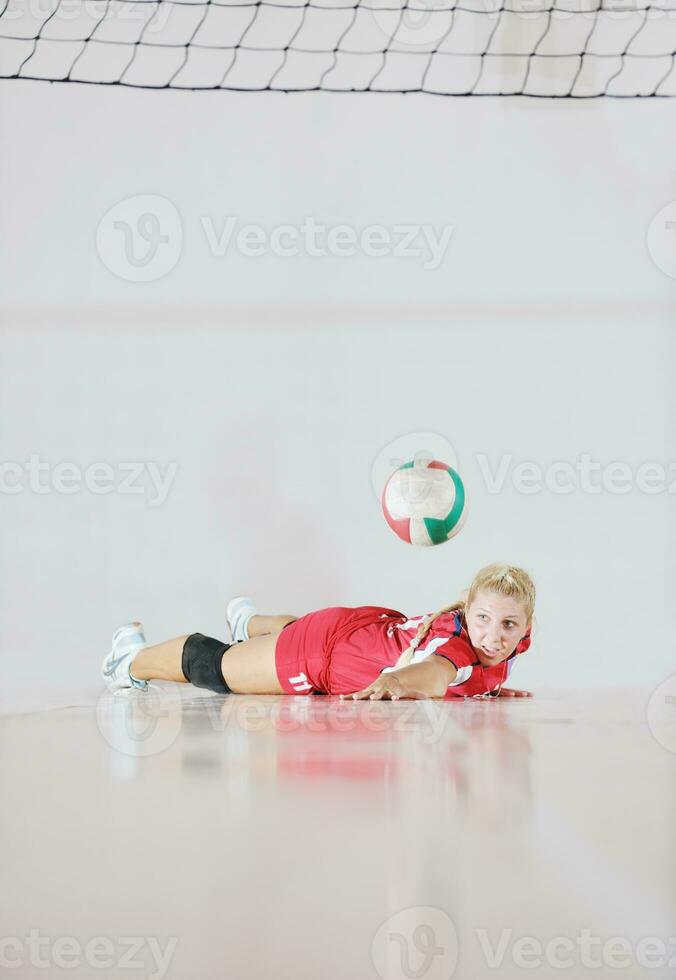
[381,459,467,546]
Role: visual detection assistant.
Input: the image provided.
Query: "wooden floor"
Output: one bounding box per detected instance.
[1,687,674,979]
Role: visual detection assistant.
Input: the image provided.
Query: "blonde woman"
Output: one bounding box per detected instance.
[102,563,535,701]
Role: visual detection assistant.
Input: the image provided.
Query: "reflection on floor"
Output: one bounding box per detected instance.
[1,688,674,979]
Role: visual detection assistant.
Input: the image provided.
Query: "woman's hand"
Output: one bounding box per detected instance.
[341,674,431,701]
[341,657,457,701]
[496,687,533,698]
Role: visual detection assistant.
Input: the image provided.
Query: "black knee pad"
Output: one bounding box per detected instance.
[182,634,232,694]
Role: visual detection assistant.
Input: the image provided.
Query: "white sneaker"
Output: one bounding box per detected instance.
[226,596,258,643]
[101,622,149,691]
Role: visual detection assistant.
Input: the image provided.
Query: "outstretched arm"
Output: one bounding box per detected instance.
[341,655,457,701]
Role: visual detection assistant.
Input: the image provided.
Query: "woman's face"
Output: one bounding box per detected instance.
[465,589,529,667]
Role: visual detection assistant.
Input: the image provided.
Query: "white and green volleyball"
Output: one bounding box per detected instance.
[381,459,467,546]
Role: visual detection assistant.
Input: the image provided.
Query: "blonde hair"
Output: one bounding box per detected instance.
[394,562,536,669]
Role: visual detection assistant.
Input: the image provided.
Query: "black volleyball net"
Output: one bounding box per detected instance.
[2,0,676,96]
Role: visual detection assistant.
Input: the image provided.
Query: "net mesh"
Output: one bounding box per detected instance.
[2,0,676,95]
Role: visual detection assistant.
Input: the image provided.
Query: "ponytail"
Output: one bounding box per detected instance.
[393,601,465,669]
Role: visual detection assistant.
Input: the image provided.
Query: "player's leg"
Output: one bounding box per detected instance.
[248,614,297,638]
[128,636,189,683]
[220,635,284,693]
[227,595,297,642]
[129,633,284,694]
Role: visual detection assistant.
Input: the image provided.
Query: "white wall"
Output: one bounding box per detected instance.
[1,83,674,709]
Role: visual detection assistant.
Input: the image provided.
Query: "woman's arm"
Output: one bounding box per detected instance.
[341,655,457,701]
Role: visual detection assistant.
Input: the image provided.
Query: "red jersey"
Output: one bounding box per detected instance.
[378,608,532,698]
[275,605,532,697]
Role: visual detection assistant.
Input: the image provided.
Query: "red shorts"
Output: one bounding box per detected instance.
[274,606,407,696]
